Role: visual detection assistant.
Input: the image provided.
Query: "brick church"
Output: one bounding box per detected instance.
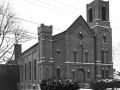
[17,0,113,89]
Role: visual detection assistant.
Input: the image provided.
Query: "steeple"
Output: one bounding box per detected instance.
[86,0,110,28]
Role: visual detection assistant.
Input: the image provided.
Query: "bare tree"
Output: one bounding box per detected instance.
[0,0,36,63]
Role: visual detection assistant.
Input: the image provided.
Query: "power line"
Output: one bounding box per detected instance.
[53,0,86,12]
[36,0,79,16]
[23,0,76,18]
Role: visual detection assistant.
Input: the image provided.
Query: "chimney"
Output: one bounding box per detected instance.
[14,44,22,64]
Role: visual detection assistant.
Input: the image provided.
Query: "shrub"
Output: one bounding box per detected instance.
[40,78,80,90]
[91,79,120,89]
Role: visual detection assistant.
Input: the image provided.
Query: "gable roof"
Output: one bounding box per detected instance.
[65,15,95,37]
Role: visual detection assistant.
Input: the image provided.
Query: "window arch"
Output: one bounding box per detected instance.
[89,8,93,23]
[102,6,106,21]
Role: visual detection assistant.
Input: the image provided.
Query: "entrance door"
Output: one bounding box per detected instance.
[77,69,85,83]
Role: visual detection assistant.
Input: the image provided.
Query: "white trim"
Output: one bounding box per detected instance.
[48,61,54,62]
[50,57,53,60]
[49,40,53,42]
[41,38,45,41]
[41,57,45,59]
[65,62,94,64]
[91,25,111,29]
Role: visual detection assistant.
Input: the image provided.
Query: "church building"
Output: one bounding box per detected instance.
[17,0,113,89]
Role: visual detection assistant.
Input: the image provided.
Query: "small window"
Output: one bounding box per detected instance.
[102,6,106,21]
[89,8,93,23]
[78,32,83,40]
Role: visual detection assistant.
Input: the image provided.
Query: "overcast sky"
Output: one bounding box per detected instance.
[8,0,120,71]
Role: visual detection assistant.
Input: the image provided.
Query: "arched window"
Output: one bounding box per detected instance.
[102,6,106,21]
[72,70,75,79]
[85,50,88,63]
[73,49,77,62]
[102,49,104,63]
[89,8,93,23]
[78,32,83,40]
[87,70,90,79]
[103,35,107,44]
[57,67,60,78]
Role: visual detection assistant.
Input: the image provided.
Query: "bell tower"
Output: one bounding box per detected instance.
[87,0,113,79]
[87,0,110,28]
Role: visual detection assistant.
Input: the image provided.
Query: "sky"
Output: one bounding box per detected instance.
[7,0,120,71]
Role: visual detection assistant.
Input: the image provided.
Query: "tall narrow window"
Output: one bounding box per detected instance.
[29,61,31,80]
[102,6,106,21]
[87,70,90,79]
[102,69,104,79]
[106,50,108,63]
[103,35,106,44]
[57,67,60,78]
[85,50,88,63]
[39,68,41,80]
[72,70,75,79]
[73,50,77,62]
[102,50,104,63]
[106,69,108,79]
[81,45,83,62]
[89,8,93,23]
[46,68,49,80]
[34,59,36,80]
[25,63,26,81]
